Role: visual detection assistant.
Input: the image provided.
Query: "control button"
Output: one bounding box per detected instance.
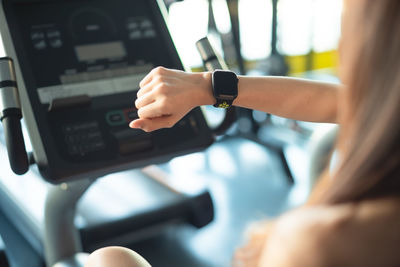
[31,31,45,40]
[46,29,62,48]
[62,121,105,156]
[113,129,153,155]
[31,31,46,50]
[140,19,153,28]
[124,108,138,121]
[126,17,156,40]
[143,29,156,38]
[127,21,139,30]
[46,30,61,38]
[129,30,142,40]
[106,110,126,126]
[119,138,153,155]
[49,38,63,48]
[33,39,47,50]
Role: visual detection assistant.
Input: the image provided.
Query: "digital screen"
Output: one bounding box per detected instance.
[13,0,176,89]
[75,41,127,62]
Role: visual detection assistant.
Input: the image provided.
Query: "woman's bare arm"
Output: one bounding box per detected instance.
[235,76,339,123]
[130,67,340,132]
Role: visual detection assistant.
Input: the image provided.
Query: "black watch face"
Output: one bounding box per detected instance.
[213,70,238,97]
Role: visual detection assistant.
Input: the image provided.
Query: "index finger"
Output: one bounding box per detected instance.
[139,70,154,89]
[139,66,165,88]
[136,79,155,98]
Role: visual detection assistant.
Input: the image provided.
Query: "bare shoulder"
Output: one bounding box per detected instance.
[258,204,355,267]
[259,197,400,267]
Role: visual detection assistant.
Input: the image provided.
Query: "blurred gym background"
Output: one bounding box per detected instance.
[0,0,342,266]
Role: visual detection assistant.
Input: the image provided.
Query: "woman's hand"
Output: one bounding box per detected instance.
[129,67,213,132]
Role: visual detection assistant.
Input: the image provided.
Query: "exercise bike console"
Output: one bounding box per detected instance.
[0,0,214,183]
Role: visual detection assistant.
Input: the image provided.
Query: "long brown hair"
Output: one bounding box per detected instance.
[233,3,400,265]
[313,0,400,204]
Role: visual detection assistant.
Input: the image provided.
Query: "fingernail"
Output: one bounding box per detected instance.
[129,121,139,129]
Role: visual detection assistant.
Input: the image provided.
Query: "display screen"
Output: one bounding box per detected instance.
[11,0,181,104]
[75,41,127,62]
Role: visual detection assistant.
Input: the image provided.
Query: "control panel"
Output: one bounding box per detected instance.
[0,0,214,183]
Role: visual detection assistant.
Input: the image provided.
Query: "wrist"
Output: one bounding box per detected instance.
[196,71,215,106]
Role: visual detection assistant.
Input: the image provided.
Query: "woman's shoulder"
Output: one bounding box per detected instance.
[259,204,354,267]
[259,197,400,267]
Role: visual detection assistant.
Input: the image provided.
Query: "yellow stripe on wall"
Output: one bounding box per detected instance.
[286,50,339,75]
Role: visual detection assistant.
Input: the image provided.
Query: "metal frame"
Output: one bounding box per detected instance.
[43,179,94,267]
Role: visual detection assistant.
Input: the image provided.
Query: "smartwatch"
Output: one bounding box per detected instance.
[211,70,238,108]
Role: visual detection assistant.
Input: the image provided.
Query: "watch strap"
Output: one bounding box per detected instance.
[213,99,233,109]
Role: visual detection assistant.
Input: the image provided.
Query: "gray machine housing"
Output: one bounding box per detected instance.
[0,0,214,183]
[0,0,215,266]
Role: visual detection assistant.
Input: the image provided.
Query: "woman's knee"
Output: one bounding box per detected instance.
[85,246,151,267]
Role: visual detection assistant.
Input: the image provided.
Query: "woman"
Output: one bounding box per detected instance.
[86,0,400,266]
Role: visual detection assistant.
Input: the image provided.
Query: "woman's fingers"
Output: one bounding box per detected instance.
[129,116,176,132]
[139,66,168,88]
[137,79,157,98]
[135,90,155,109]
[137,101,170,119]
[139,70,154,88]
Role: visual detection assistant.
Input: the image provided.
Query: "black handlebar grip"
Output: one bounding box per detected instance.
[1,109,29,175]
